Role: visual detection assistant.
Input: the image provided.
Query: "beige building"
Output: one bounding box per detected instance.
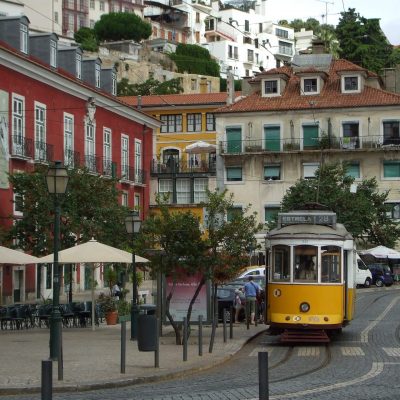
[215,54,400,232]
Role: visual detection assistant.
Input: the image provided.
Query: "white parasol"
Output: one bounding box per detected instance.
[0,246,40,264]
[359,245,400,259]
[184,141,216,154]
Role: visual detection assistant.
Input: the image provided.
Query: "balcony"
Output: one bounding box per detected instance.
[219,136,391,155]
[121,165,146,184]
[84,154,101,174]
[103,159,117,178]
[11,136,33,159]
[34,141,54,164]
[151,159,216,175]
[64,149,81,168]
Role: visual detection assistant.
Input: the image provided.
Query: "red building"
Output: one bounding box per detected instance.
[0,15,159,304]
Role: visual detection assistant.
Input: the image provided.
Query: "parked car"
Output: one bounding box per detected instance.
[238,267,266,279]
[356,256,373,288]
[217,286,245,322]
[368,263,394,287]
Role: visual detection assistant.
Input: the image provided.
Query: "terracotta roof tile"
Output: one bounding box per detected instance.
[216,59,400,113]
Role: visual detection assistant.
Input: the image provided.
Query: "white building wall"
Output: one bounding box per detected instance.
[0,0,24,17]
[22,0,63,34]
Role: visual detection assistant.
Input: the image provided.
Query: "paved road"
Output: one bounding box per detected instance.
[3,288,400,399]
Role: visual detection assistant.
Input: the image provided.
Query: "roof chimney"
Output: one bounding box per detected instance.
[137,95,142,110]
[312,39,326,54]
[226,72,234,105]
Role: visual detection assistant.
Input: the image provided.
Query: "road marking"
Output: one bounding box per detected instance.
[248,347,273,357]
[341,347,365,356]
[297,347,320,357]
[248,362,387,400]
[383,348,400,357]
[360,297,399,343]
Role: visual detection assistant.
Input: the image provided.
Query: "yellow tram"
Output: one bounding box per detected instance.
[266,208,356,342]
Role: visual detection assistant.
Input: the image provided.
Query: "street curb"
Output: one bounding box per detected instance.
[0,329,267,396]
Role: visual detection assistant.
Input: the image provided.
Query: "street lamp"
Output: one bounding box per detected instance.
[46,160,69,361]
[125,210,142,340]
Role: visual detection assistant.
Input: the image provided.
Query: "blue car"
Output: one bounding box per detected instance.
[368,264,394,287]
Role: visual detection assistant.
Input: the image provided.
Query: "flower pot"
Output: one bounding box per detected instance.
[105,311,118,325]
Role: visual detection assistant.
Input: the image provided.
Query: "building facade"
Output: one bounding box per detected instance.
[0,15,159,304]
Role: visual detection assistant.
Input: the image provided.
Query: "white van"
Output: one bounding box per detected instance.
[356,255,373,288]
[238,266,266,278]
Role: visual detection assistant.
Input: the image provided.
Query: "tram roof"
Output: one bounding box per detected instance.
[267,223,353,241]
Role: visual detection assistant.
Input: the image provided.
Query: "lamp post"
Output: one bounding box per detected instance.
[46,161,69,360]
[125,210,142,340]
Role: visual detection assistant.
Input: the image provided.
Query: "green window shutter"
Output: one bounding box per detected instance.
[264,126,280,151]
[264,165,280,180]
[226,127,242,154]
[346,163,360,179]
[303,125,319,149]
[265,207,279,222]
[384,161,400,178]
[226,167,242,181]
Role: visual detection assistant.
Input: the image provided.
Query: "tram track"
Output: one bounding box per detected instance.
[355,291,393,317]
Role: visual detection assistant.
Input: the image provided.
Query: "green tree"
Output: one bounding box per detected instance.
[94,12,151,42]
[169,44,220,77]
[317,26,341,58]
[74,27,99,52]
[117,77,184,96]
[276,163,400,247]
[7,166,129,256]
[336,8,393,73]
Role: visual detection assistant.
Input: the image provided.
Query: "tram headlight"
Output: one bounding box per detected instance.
[300,302,310,313]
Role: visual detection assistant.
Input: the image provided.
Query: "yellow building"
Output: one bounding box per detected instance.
[120,92,237,221]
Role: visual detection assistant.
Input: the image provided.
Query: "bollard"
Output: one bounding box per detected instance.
[198,315,203,356]
[229,306,233,339]
[258,352,269,400]
[121,321,126,374]
[155,318,159,368]
[58,328,63,381]
[41,360,52,400]
[183,317,188,362]
[222,308,227,343]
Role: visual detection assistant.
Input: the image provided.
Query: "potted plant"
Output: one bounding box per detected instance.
[97,293,118,325]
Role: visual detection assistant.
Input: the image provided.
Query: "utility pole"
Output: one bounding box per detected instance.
[316,0,334,25]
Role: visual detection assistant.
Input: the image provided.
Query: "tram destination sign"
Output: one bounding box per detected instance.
[278,212,336,228]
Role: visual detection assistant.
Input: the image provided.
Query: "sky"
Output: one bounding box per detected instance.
[264,0,400,44]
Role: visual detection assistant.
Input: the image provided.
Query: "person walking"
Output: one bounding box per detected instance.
[244,276,261,324]
[234,289,244,323]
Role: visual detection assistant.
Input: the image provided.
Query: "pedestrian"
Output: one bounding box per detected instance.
[234,289,244,323]
[244,276,261,324]
[112,281,121,300]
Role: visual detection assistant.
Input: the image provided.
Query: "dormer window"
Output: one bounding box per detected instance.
[303,78,317,93]
[341,75,361,93]
[20,23,28,54]
[112,72,117,96]
[76,53,82,79]
[50,40,57,68]
[95,64,101,88]
[262,79,280,97]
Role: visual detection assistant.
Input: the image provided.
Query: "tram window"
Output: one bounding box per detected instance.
[321,246,341,283]
[294,245,317,282]
[272,245,290,281]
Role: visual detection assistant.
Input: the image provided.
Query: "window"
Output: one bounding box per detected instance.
[226,126,242,153]
[342,122,359,149]
[90,19,95,28]
[196,12,200,23]
[188,153,200,169]
[64,114,74,166]
[265,206,280,223]
[187,113,202,132]
[90,0,95,8]
[276,28,288,38]
[294,245,317,282]
[76,53,82,79]
[345,162,360,179]
[13,191,23,216]
[160,114,182,133]
[244,20,249,32]
[95,64,101,88]
[12,95,24,156]
[50,40,57,68]
[278,41,292,55]
[100,1,105,11]
[259,23,263,33]
[264,164,281,180]
[103,128,112,175]
[20,23,28,54]
[205,18,215,31]
[121,135,129,179]
[383,161,400,178]
[383,121,400,145]
[206,113,215,131]
[112,72,117,96]
[344,76,358,91]
[134,194,140,214]
[321,245,341,283]
[247,49,254,62]
[386,202,400,219]
[135,139,142,182]
[226,166,242,181]
[194,178,208,203]
[303,124,319,149]
[85,122,96,172]
[264,125,280,152]
[303,78,317,93]
[121,192,128,207]
[272,245,290,282]
[234,47,238,60]
[303,163,319,179]
[34,103,46,161]
[243,36,252,44]
[54,12,58,23]
[227,206,242,222]
[159,179,173,203]
[255,39,259,48]
[176,178,190,204]
[264,80,278,95]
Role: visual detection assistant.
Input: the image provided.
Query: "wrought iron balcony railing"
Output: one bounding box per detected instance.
[84,154,101,174]
[151,159,216,175]
[34,140,54,163]
[64,149,81,168]
[11,135,33,159]
[121,165,146,184]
